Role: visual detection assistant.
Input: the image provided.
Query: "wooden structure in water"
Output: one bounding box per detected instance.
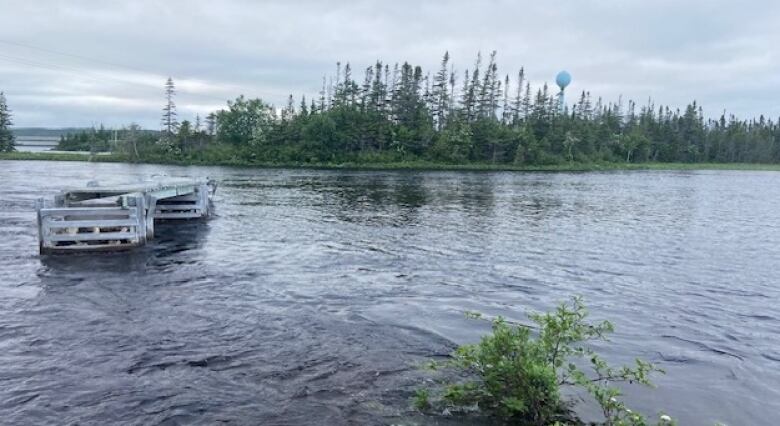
[35,179,215,254]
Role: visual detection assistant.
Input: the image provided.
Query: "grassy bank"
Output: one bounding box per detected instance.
[3,151,780,172]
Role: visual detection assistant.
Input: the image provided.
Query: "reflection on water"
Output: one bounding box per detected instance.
[1,160,779,425]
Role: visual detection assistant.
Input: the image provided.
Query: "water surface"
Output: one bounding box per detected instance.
[1,160,778,425]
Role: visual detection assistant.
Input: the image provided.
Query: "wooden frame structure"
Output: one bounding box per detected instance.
[36,179,214,254]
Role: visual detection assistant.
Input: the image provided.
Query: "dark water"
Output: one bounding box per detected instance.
[1,160,778,425]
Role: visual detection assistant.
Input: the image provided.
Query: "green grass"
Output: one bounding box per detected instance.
[3,151,780,172]
[0,151,122,162]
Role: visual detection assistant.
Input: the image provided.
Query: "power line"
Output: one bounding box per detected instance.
[0,53,158,91]
[0,40,234,103]
[0,39,155,76]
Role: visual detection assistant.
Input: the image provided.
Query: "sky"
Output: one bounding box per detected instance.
[0,0,778,128]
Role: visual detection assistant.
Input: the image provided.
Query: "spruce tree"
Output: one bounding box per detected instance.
[0,92,14,152]
[346,63,359,106]
[460,69,471,117]
[449,70,457,117]
[501,74,510,124]
[465,53,482,121]
[360,66,373,111]
[333,62,342,107]
[477,51,498,119]
[369,61,386,111]
[299,95,309,117]
[205,112,217,136]
[383,64,392,110]
[522,81,532,119]
[512,68,525,124]
[282,94,295,121]
[327,76,334,109]
[161,77,179,136]
[432,51,451,130]
[115,52,780,167]
[319,76,327,112]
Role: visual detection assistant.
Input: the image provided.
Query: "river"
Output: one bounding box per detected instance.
[0,160,778,425]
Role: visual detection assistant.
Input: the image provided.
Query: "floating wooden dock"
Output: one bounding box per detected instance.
[35,178,215,254]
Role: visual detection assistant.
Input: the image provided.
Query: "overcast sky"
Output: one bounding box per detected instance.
[0,0,778,128]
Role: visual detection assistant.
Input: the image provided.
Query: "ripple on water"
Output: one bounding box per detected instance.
[0,163,779,425]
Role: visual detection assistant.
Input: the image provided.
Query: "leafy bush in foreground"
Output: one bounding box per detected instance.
[418,297,675,426]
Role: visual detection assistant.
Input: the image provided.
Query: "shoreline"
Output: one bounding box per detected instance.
[3,151,780,172]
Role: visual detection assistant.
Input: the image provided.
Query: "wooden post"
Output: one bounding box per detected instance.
[145,195,157,240]
[133,194,147,246]
[198,184,210,217]
[35,198,45,254]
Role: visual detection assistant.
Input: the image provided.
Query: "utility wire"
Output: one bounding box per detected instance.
[0,40,235,103]
[0,52,157,91]
[0,39,159,76]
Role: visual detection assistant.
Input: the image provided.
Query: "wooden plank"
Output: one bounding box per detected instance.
[49,231,138,242]
[40,207,132,217]
[69,195,123,207]
[63,179,202,197]
[148,187,195,199]
[63,185,200,207]
[155,212,204,219]
[49,231,137,242]
[160,193,199,202]
[156,204,199,211]
[64,179,197,191]
[42,242,141,253]
[45,219,137,228]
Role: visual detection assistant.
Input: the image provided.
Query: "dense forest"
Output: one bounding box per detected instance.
[56,126,159,153]
[23,52,780,165]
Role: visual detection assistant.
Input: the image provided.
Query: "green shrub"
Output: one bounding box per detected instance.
[412,389,431,411]
[416,297,676,426]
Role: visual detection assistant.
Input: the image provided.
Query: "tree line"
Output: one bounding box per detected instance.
[10,51,780,165]
[194,51,780,165]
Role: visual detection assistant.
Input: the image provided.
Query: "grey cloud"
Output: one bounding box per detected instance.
[1,0,778,127]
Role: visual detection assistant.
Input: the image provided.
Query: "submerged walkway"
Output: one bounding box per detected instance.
[36,178,215,254]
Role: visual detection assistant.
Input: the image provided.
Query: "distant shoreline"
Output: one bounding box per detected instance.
[3,151,780,172]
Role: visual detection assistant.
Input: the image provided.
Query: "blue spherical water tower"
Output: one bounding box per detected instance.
[556,70,571,113]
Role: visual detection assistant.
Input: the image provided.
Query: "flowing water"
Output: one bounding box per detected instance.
[0,160,778,425]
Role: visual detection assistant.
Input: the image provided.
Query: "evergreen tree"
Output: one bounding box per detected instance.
[0,92,14,152]
[318,76,327,112]
[299,95,309,117]
[177,120,192,153]
[431,51,451,130]
[501,74,510,124]
[282,94,296,121]
[477,51,499,119]
[511,68,526,124]
[205,112,217,136]
[59,51,779,168]
[465,53,482,121]
[522,81,532,119]
[161,77,179,136]
[449,70,457,117]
